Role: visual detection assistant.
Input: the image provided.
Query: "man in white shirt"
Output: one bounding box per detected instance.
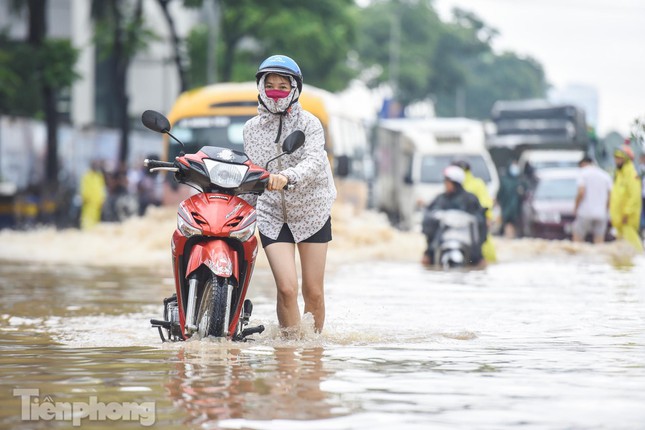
[573,156,613,243]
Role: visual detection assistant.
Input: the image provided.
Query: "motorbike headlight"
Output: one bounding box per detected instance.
[177,204,202,237]
[203,159,249,188]
[229,220,256,242]
[442,249,464,265]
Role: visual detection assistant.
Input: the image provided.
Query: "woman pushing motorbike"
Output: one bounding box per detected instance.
[242,55,337,336]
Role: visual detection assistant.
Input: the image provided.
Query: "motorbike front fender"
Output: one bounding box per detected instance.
[185,241,238,279]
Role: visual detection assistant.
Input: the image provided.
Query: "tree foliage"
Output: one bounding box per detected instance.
[0,36,41,116]
[1,0,550,133]
[91,0,155,60]
[435,51,547,118]
[428,9,493,97]
[186,0,358,91]
[91,0,156,162]
[355,1,548,117]
[0,34,78,117]
[0,0,80,191]
[40,39,81,89]
[356,0,444,106]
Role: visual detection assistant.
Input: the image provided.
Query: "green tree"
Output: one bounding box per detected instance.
[185,23,210,88]
[0,36,41,116]
[355,1,547,117]
[154,0,205,92]
[0,46,19,109]
[185,0,358,91]
[355,0,445,106]
[0,1,79,191]
[428,9,494,105]
[92,0,155,163]
[630,115,645,150]
[435,51,547,118]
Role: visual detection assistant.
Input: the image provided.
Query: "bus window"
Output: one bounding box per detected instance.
[168,115,252,160]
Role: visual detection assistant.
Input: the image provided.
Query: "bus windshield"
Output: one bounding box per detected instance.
[168,115,252,159]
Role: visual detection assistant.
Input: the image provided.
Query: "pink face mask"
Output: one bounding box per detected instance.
[265,89,291,101]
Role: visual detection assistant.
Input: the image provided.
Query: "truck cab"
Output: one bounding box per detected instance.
[373,118,499,231]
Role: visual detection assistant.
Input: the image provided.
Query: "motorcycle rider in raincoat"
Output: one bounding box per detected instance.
[609,145,642,251]
[452,160,497,263]
[421,165,487,267]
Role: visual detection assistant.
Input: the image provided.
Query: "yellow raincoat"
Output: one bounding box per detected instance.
[609,158,642,251]
[80,169,106,230]
[463,170,497,262]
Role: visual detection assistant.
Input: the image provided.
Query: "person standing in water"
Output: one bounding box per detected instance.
[80,159,106,230]
[572,156,612,243]
[242,55,337,335]
[609,145,642,251]
[496,160,527,238]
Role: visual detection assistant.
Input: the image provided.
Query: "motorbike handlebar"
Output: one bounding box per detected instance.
[263,175,293,191]
[262,183,293,191]
[144,159,178,173]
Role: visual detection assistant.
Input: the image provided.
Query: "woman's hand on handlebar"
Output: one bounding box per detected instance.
[267,173,289,191]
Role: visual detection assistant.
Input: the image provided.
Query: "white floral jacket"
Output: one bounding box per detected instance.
[242,77,337,242]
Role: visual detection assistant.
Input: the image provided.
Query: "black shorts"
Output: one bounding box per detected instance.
[259,217,332,248]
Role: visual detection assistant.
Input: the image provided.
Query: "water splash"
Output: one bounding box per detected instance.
[0,203,640,269]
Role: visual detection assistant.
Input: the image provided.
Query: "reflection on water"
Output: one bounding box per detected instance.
[1,205,644,429]
[164,345,347,427]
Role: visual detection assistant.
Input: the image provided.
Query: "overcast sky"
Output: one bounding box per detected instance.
[434,0,645,136]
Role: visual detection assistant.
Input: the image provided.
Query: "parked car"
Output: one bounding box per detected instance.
[521,168,580,239]
[518,149,585,174]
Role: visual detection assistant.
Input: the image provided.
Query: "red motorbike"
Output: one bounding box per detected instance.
[142,110,304,342]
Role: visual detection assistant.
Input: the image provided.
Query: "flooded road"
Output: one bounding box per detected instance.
[1,206,644,429]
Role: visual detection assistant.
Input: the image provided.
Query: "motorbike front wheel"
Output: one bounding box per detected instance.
[196,275,230,339]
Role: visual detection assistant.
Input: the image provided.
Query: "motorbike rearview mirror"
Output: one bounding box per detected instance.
[282,130,305,154]
[142,110,170,133]
[265,130,305,169]
[141,110,186,153]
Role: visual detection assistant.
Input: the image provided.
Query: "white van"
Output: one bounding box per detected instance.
[373,118,499,230]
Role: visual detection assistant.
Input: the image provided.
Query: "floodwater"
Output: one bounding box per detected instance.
[1,206,644,429]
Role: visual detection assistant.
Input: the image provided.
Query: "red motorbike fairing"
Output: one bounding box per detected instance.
[186,241,238,278]
[181,193,256,237]
[170,192,259,339]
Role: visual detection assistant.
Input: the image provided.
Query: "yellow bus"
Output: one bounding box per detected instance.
[160,82,371,210]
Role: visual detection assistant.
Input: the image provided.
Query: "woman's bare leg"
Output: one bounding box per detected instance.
[297,242,328,332]
[264,242,300,329]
